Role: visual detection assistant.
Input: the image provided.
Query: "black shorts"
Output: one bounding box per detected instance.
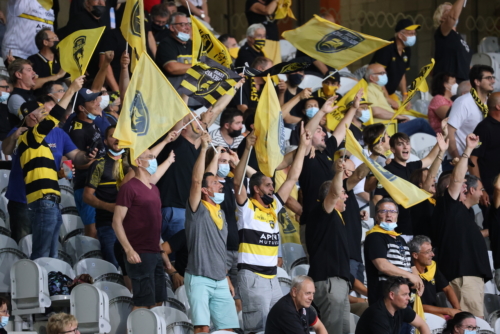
[124,252,167,307]
[114,242,127,276]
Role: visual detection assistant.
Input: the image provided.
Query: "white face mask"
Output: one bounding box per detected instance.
[448,83,458,95]
[99,95,110,110]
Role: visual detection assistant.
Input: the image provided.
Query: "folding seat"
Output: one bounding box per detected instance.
[0,234,26,293]
[127,308,166,334]
[70,283,111,334]
[60,214,84,243]
[34,257,76,307]
[74,258,122,284]
[289,264,310,278]
[11,259,51,316]
[64,235,102,264]
[94,281,132,334]
[281,243,307,274]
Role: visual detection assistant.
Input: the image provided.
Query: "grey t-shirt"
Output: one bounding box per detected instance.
[185,200,228,281]
[8,94,26,116]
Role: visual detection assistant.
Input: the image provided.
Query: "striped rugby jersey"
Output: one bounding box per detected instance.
[17,104,64,203]
[378,236,412,282]
[237,194,284,278]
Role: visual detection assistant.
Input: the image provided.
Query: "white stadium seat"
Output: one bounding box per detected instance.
[127,308,166,334]
[71,283,111,334]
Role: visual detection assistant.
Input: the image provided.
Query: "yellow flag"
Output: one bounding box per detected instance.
[326,79,373,131]
[57,27,105,81]
[120,0,146,72]
[254,74,286,177]
[191,15,232,68]
[113,52,190,162]
[262,39,282,66]
[274,0,296,20]
[282,15,392,70]
[345,128,431,208]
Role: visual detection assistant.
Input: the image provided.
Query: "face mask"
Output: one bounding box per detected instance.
[99,95,110,110]
[50,40,59,53]
[109,148,125,156]
[152,23,165,32]
[253,39,266,51]
[403,35,416,47]
[91,5,106,18]
[464,330,476,334]
[87,112,97,120]
[358,108,371,123]
[260,193,274,205]
[0,316,8,329]
[380,221,398,231]
[142,158,158,175]
[0,91,10,103]
[288,73,303,87]
[448,83,458,95]
[209,192,225,204]
[217,163,230,178]
[229,47,239,59]
[322,83,337,96]
[305,107,319,119]
[177,32,190,42]
[229,128,242,138]
[376,73,388,87]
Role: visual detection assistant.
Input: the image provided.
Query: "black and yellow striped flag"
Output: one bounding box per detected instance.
[178,57,242,108]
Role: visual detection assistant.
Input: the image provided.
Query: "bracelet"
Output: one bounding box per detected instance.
[462,153,470,159]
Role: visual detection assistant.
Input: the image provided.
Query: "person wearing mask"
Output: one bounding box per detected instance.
[59,0,107,38]
[234,24,266,70]
[311,70,341,102]
[245,0,279,41]
[150,4,171,45]
[103,91,121,125]
[0,297,8,334]
[233,57,273,113]
[219,34,240,61]
[428,72,457,134]
[433,0,472,83]
[41,81,66,103]
[209,108,245,150]
[442,312,479,334]
[0,76,15,147]
[277,70,304,107]
[7,59,37,117]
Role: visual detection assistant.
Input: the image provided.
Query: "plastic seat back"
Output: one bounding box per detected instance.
[64,235,102,264]
[95,281,133,334]
[34,257,75,279]
[127,308,166,334]
[282,243,307,273]
[74,258,120,282]
[71,283,111,334]
[11,259,51,315]
[60,214,84,243]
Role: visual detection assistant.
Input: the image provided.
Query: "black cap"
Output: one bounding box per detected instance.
[395,19,421,32]
[325,70,340,83]
[19,101,43,120]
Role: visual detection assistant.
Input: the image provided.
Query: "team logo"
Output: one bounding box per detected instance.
[200,31,214,54]
[129,91,149,136]
[73,36,86,72]
[278,112,286,155]
[130,2,141,37]
[280,62,309,74]
[269,221,275,229]
[279,210,297,234]
[195,68,228,95]
[316,28,365,54]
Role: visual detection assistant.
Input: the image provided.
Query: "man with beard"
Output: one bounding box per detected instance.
[209,108,245,150]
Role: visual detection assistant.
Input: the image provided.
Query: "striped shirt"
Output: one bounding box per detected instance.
[237,194,284,278]
[17,104,64,203]
[379,237,412,282]
[209,128,244,150]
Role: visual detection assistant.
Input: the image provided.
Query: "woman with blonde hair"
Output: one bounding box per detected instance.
[433,0,472,83]
[47,313,79,334]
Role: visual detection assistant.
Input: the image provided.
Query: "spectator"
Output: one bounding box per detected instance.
[442,311,479,334]
[175,0,210,23]
[264,275,327,334]
[0,75,16,144]
[355,277,430,334]
[373,132,441,239]
[7,59,37,117]
[288,97,325,145]
[68,88,107,239]
[41,80,66,103]
[47,313,78,334]
[311,70,341,101]
[184,132,239,333]
[446,65,495,166]
[234,57,272,112]
[433,0,472,83]
[155,12,193,89]
[234,24,266,70]
[245,0,279,41]
[219,34,239,60]
[277,70,304,106]
[166,1,178,15]
[209,108,245,149]
[0,296,9,334]
[150,4,171,44]
[371,19,420,103]
[364,198,424,305]
[489,173,500,291]
[233,127,310,334]
[2,0,54,60]
[59,0,107,39]
[103,91,120,125]
[161,229,188,289]
[428,72,456,134]
[27,28,67,91]
[365,63,435,136]
[455,81,471,98]
[408,235,462,318]
[432,133,492,318]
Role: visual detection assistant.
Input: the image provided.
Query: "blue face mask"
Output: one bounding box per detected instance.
[177,32,190,42]
[0,316,8,328]
[380,222,398,231]
[305,107,319,119]
[358,108,371,123]
[217,163,230,178]
[464,331,476,334]
[0,92,9,103]
[403,35,416,47]
[85,108,97,120]
[376,74,388,87]
[109,149,125,156]
[142,158,158,175]
[209,192,225,204]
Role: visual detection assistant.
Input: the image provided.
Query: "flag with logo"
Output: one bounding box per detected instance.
[262,39,282,66]
[254,74,286,177]
[274,0,296,20]
[113,52,190,163]
[282,15,392,70]
[191,15,232,68]
[345,127,431,208]
[120,0,146,72]
[178,57,242,108]
[57,27,105,81]
[244,56,313,77]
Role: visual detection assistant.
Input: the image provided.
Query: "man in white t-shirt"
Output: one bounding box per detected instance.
[447,64,495,167]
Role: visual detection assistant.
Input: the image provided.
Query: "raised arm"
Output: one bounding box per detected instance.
[448,133,479,200]
[346,144,384,191]
[422,133,448,192]
[323,159,345,213]
[119,51,130,97]
[58,76,84,110]
[447,125,460,159]
[150,131,179,158]
[249,0,278,16]
[2,127,27,155]
[282,88,312,124]
[234,132,256,205]
[93,51,114,92]
[188,132,211,212]
[208,79,246,127]
[420,140,442,169]
[440,0,466,36]
[493,173,500,209]
[332,89,363,144]
[150,150,175,185]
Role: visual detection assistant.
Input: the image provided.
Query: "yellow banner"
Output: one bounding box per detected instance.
[120,0,146,72]
[262,39,282,66]
[282,15,392,70]
[345,128,431,208]
[57,27,105,81]
[274,0,296,20]
[191,15,232,68]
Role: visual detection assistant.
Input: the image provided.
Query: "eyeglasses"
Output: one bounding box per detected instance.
[0,309,9,315]
[0,85,10,90]
[373,71,386,75]
[53,89,65,94]
[377,209,398,215]
[460,325,480,331]
[419,248,435,255]
[171,22,191,27]
[482,76,496,81]
[140,154,156,160]
[59,328,79,334]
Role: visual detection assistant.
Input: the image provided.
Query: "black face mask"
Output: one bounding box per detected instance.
[50,41,59,54]
[152,23,166,32]
[91,5,106,18]
[228,129,242,138]
[288,74,303,87]
[261,193,274,205]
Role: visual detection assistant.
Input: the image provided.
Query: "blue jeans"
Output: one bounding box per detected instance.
[349,259,365,283]
[398,118,435,137]
[97,225,119,269]
[28,199,63,260]
[161,207,186,241]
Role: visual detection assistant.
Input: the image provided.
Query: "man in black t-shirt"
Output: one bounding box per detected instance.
[487,171,500,291]
[408,235,461,318]
[431,133,491,318]
[232,56,272,113]
[355,277,430,334]
[265,275,327,334]
[374,132,441,238]
[234,23,266,70]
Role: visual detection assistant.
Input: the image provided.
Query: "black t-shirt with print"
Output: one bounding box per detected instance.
[155,34,193,89]
[343,178,363,262]
[487,205,500,270]
[420,266,449,307]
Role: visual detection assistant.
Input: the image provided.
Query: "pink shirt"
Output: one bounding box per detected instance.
[428,95,453,134]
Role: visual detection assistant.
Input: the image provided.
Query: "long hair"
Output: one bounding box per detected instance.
[442,311,475,334]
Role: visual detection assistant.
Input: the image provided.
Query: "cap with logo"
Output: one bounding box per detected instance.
[395,19,421,32]
[75,88,102,108]
[19,101,44,120]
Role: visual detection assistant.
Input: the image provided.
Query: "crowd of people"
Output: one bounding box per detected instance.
[0,0,497,334]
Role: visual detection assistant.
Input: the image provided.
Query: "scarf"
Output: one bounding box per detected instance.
[250,77,260,102]
[411,261,437,334]
[335,209,345,225]
[201,200,224,230]
[365,224,402,237]
[428,197,436,205]
[470,87,488,117]
[419,260,437,282]
[250,198,277,224]
[413,294,426,334]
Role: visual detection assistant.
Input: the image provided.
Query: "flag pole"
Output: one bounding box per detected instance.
[189,110,218,153]
[186,0,192,16]
[321,69,339,82]
[238,146,253,195]
[176,116,198,133]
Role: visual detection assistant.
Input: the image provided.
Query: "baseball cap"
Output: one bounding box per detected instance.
[395,19,421,32]
[19,101,44,120]
[325,70,340,83]
[75,88,102,107]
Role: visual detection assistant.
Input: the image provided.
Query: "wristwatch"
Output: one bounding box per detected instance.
[200,11,205,19]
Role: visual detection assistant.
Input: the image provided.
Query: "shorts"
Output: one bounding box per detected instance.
[74,188,96,226]
[124,252,167,307]
[226,250,240,300]
[450,276,484,317]
[184,273,239,329]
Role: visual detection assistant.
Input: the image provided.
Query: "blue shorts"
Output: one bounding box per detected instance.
[74,188,96,226]
[185,273,239,330]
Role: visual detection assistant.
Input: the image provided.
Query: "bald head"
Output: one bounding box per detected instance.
[487,92,500,112]
[365,63,386,83]
[457,81,471,96]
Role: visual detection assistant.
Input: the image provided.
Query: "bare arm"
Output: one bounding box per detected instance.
[420,143,441,169]
[399,73,408,96]
[493,174,500,209]
[147,31,157,58]
[323,159,345,213]
[449,133,479,199]
[150,151,175,185]
[2,127,27,155]
[311,319,328,334]
[346,149,382,191]
[443,284,461,310]
[364,175,378,192]
[440,0,466,36]
[409,314,430,334]
[65,149,92,167]
[423,134,448,192]
[34,69,66,90]
[150,132,179,158]
[285,196,302,216]
[435,105,451,120]
[94,51,114,92]
[208,80,245,127]
[58,76,84,110]
[164,61,192,76]
[188,133,210,212]
[447,125,460,159]
[234,132,256,205]
[112,205,141,263]
[249,0,278,16]
[83,186,115,212]
[371,106,396,119]
[119,51,130,97]
[353,278,368,296]
[372,258,424,293]
[331,90,363,144]
[305,96,338,135]
[313,60,329,76]
[282,88,312,124]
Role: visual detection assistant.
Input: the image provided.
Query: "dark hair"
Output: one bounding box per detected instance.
[37,95,56,105]
[220,108,243,128]
[205,146,229,168]
[469,64,494,90]
[442,311,475,334]
[0,296,7,308]
[8,59,33,84]
[41,80,65,96]
[249,172,268,196]
[465,174,481,194]
[436,170,452,197]
[375,198,398,214]
[35,27,52,50]
[389,132,410,149]
[363,123,385,153]
[251,56,271,69]
[430,72,455,96]
[383,277,412,298]
[202,172,214,188]
[105,124,116,138]
[244,109,256,131]
[218,34,234,44]
[150,4,169,18]
[168,11,187,26]
[409,168,427,189]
